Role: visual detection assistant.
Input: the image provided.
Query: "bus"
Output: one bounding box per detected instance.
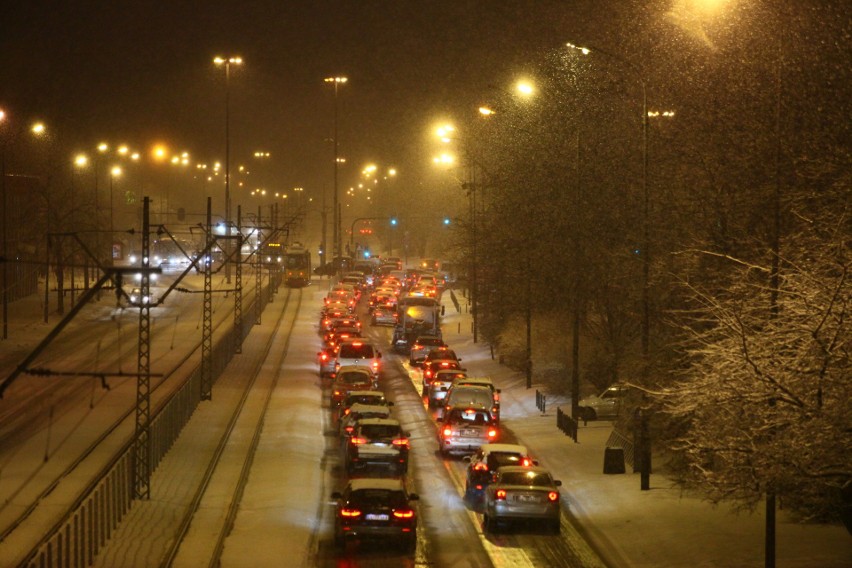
[284,243,312,287]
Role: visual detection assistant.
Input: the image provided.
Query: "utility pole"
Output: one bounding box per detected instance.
[134,197,152,499]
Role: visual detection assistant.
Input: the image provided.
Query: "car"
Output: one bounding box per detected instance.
[451,376,501,416]
[577,385,630,421]
[338,391,392,422]
[371,307,397,326]
[339,403,393,438]
[441,385,498,421]
[343,418,410,476]
[331,478,419,551]
[421,359,464,393]
[482,466,562,534]
[463,443,537,499]
[331,366,377,405]
[317,346,338,378]
[128,287,156,305]
[408,335,447,366]
[335,340,382,377]
[425,370,467,408]
[438,405,498,456]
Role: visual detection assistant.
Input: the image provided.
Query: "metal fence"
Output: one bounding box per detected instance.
[606,428,635,470]
[535,389,546,413]
[22,278,277,568]
[555,407,578,442]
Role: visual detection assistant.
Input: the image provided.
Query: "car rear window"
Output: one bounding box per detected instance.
[339,371,371,384]
[350,489,407,508]
[360,424,401,439]
[418,338,444,346]
[500,472,553,486]
[339,344,375,358]
[448,408,492,424]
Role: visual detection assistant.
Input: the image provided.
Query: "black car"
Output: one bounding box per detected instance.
[331,478,419,551]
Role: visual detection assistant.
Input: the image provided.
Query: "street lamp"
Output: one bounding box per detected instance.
[324,76,348,271]
[214,55,243,283]
[109,165,122,264]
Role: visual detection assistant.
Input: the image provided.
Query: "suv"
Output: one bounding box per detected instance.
[451,377,501,417]
[438,406,498,456]
[331,478,419,551]
[335,340,382,377]
[338,390,392,422]
[344,418,411,476]
[441,385,498,422]
[408,335,446,366]
[339,403,393,438]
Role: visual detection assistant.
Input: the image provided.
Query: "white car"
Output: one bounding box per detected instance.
[334,340,382,377]
[577,385,629,421]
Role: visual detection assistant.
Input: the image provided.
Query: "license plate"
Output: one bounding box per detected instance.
[462,429,478,436]
[365,513,389,521]
[515,494,539,503]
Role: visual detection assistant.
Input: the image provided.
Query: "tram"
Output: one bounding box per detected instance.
[284,243,312,287]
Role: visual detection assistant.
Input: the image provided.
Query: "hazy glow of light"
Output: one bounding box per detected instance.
[31,122,46,135]
[214,56,243,65]
[433,153,455,166]
[110,166,123,177]
[479,106,496,116]
[98,142,109,153]
[152,144,168,161]
[566,42,591,55]
[435,124,455,139]
[324,76,348,84]
[388,168,397,176]
[0,110,5,122]
[74,154,89,167]
[130,152,140,161]
[516,81,535,96]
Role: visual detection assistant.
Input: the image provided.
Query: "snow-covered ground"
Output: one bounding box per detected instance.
[438,292,852,568]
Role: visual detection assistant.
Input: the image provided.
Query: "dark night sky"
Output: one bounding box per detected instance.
[1,1,604,202]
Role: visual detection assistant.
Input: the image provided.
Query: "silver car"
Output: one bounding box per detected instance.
[577,385,629,421]
[437,405,498,456]
[482,465,562,533]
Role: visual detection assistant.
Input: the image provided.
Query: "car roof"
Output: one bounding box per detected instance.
[480,443,528,455]
[347,403,391,414]
[357,417,401,427]
[495,465,551,475]
[345,390,384,398]
[336,365,374,376]
[348,477,406,492]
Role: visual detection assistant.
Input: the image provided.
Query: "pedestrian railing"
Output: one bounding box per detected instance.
[535,389,546,413]
[556,407,578,442]
[449,289,461,313]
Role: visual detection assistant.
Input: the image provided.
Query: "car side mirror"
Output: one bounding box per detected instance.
[496,389,501,393]
[388,401,395,406]
[441,305,446,315]
[463,455,472,463]
[331,491,342,499]
[457,358,462,362]
[377,352,383,359]
[408,493,420,501]
[554,480,562,486]
[405,432,411,437]
[532,459,539,466]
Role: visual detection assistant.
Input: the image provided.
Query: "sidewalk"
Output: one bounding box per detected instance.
[437,291,851,568]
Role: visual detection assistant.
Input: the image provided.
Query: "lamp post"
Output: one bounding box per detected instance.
[108,165,122,265]
[214,55,243,283]
[324,76,347,272]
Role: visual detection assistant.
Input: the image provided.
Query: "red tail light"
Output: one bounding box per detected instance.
[350,437,367,445]
[521,458,531,467]
[473,462,488,471]
[412,345,423,351]
[393,509,414,519]
[495,489,507,500]
[547,491,559,502]
[343,408,351,415]
[487,429,498,438]
[391,438,409,448]
[321,353,329,361]
[372,361,380,371]
[341,508,362,517]
[442,427,453,436]
[494,393,500,402]
[344,425,354,433]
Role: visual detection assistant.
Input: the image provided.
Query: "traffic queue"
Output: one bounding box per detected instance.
[318,257,563,553]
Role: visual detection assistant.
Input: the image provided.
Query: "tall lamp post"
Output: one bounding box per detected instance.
[324,76,347,271]
[108,166,122,265]
[214,55,243,284]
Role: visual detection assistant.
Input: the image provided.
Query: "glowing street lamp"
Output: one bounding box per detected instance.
[324,76,348,269]
[109,166,122,263]
[214,54,244,283]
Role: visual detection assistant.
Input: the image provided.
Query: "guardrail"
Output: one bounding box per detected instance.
[449,290,461,313]
[21,280,277,567]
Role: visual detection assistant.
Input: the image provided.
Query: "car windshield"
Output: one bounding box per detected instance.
[339,344,374,358]
[448,409,491,425]
[350,489,408,508]
[360,424,401,439]
[499,472,553,487]
[339,372,371,384]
